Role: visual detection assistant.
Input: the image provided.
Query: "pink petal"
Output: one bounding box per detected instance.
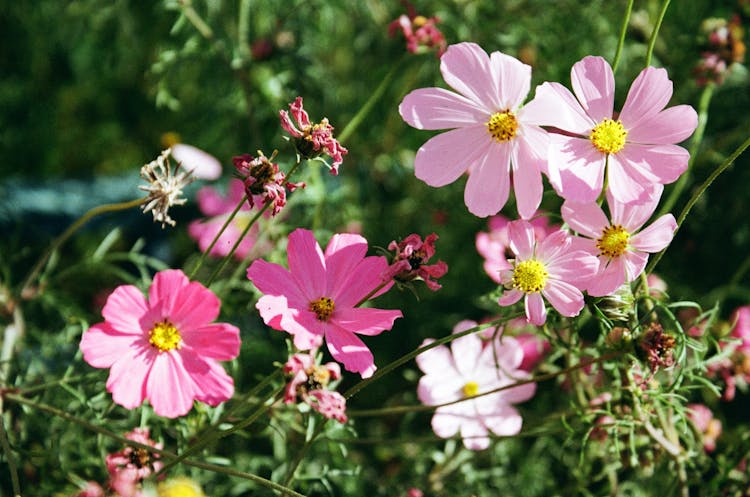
[547,249,599,287]
[325,325,376,378]
[521,82,595,134]
[247,260,308,307]
[196,186,230,217]
[542,280,584,317]
[324,233,367,284]
[460,419,491,450]
[167,281,220,331]
[287,229,327,299]
[440,42,499,109]
[478,335,524,372]
[171,143,222,181]
[627,105,698,145]
[416,340,455,376]
[608,183,663,232]
[623,250,649,281]
[606,153,652,204]
[482,404,524,436]
[570,56,615,122]
[549,135,605,203]
[101,285,149,335]
[525,293,547,325]
[399,88,488,130]
[496,378,536,405]
[587,258,626,297]
[489,50,531,110]
[146,353,196,418]
[498,289,524,307]
[512,138,544,220]
[107,349,154,409]
[508,219,536,260]
[332,255,390,307]
[333,307,402,336]
[464,142,512,217]
[148,270,190,318]
[630,214,677,252]
[619,67,673,130]
[561,201,607,239]
[617,143,690,185]
[414,125,492,187]
[181,323,241,361]
[418,371,464,405]
[180,354,234,406]
[431,409,462,438]
[80,323,141,369]
[450,332,484,377]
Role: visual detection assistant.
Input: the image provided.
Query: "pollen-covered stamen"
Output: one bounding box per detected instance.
[590,119,628,154]
[149,320,182,352]
[512,259,549,294]
[306,365,332,390]
[310,297,335,321]
[129,448,152,469]
[462,381,479,398]
[597,224,631,258]
[487,111,518,142]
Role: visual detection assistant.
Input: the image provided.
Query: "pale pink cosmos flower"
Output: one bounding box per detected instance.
[80,270,241,418]
[476,213,557,283]
[170,143,222,181]
[561,184,677,296]
[283,352,347,423]
[105,428,163,497]
[523,56,698,204]
[279,97,348,174]
[247,228,403,378]
[497,219,599,325]
[399,42,550,219]
[417,320,536,450]
[188,179,263,260]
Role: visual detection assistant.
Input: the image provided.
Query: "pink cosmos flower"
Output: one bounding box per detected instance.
[188,179,262,260]
[279,97,348,174]
[283,352,347,423]
[476,213,557,283]
[709,306,750,400]
[170,143,222,181]
[105,428,163,497]
[561,184,677,296]
[383,233,448,290]
[247,228,403,378]
[522,55,698,204]
[80,270,241,418]
[399,42,550,219]
[388,3,447,57]
[497,220,599,325]
[417,320,536,450]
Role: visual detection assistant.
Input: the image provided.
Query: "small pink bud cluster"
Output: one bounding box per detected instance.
[694,15,745,86]
[388,3,447,57]
[284,352,348,423]
[383,233,448,291]
[233,151,304,216]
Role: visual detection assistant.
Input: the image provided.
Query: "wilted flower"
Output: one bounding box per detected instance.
[279,97,348,174]
[233,151,302,216]
[639,322,676,371]
[106,428,163,497]
[283,352,347,423]
[383,233,448,290]
[687,403,722,452]
[694,16,746,86]
[388,2,446,56]
[139,148,194,228]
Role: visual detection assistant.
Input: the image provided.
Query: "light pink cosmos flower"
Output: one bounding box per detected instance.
[279,97,348,174]
[283,352,348,423]
[170,143,222,181]
[476,213,557,283]
[522,55,698,204]
[247,228,402,378]
[80,270,241,418]
[105,428,163,497]
[399,42,550,219]
[417,320,536,450]
[497,220,599,325]
[561,184,677,296]
[188,179,262,260]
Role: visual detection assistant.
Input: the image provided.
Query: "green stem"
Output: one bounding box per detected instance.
[647,134,750,274]
[19,197,146,297]
[611,0,634,73]
[178,0,214,39]
[644,0,671,67]
[659,83,714,217]
[237,0,252,62]
[0,410,21,497]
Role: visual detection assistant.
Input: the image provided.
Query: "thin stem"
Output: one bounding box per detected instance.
[177,0,214,39]
[644,0,671,67]
[659,83,714,217]
[0,410,21,497]
[611,0,634,73]
[647,134,750,274]
[19,197,146,297]
[237,0,252,62]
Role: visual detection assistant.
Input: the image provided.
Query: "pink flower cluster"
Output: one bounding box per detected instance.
[284,352,347,423]
[105,428,163,497]
[383,233,448,290]
[388,3,446,56]
[233,151,303,216]
[709,306,750,401]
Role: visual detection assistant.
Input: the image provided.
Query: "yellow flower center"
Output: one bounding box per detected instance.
[310,297,335,321]
[157,477,206,497]
[487,111,518,142]
[596,224,631,258]
[512,259,549,294]
[462,381,480,398]
[149,321,181,352]
[310,365,331,387]
[590,119,628,154]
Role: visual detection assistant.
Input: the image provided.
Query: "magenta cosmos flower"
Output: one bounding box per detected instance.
[417,320,536,450]
[399,42,550,219]
[497,220,599,325]
[80,270,241,418]
[523,55,698,204]
[247,228,402,378]
[562,184,676,296]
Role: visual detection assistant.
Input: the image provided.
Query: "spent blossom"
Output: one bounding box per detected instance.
[399,42,551,219]
[105,427,163,497]
[247,228,402,378]
[233,150,303,216]
[383,233,448,290]
[523,55,698,204]
[388,2,446,56]
[284,352,347,423]
[687,403,722,452]
[279,96,348,174]
[497,220,598,325]
[417,320,536,450]
[80,269,241,418]
[694,16,745,86]
[139,148,194,228]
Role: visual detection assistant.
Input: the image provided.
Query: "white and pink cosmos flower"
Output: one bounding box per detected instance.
[497,220,599,325]
[562,184,677,296]
[399,42,550,219]
[523,55,698,204]
[417,320,536,450]
[247,228,402,378]
[80,270,241,418]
